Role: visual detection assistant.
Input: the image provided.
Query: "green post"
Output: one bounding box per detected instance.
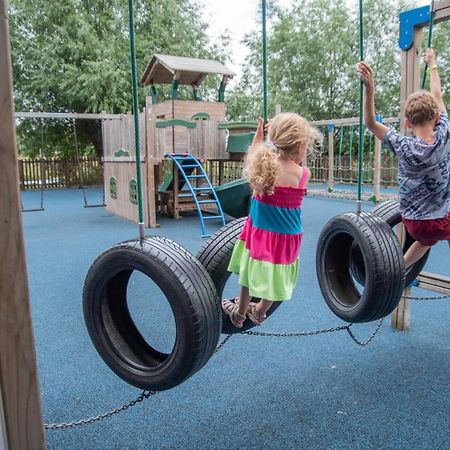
[127,0,145,239]
[218,78,226,102]
[171,79,179,100]
[421,0,435,89]
[149,84,157,104]
[193,86,202,101]
[262,0,268,125]
[357,0,364,212]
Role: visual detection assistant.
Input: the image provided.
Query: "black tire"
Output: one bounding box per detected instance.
[83,236,221,391]
[350,201,430,286]
[316,212,405,323]
[196,217,283,334]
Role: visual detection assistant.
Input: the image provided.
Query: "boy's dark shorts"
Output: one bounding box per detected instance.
[402,211,450,246]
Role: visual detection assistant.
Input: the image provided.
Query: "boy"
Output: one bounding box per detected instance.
[358,48,449,269]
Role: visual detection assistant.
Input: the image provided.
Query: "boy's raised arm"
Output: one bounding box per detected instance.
[426,48,447,114]
[358,62,389,141]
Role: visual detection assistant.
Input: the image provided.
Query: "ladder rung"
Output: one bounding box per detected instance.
[202,215,223,220]
[192,187,211,191]
[186,175,205,179]
[198,200,217,204]
[179,164,198,168]
[178,193,194,198]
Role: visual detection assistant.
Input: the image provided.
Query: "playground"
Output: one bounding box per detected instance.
[21,188,450,449]
[2,0,450,449]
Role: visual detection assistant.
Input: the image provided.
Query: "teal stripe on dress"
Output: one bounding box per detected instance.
[250,199,302,234]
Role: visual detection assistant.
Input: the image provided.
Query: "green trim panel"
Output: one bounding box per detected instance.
[191,112,210,120]
[226,132,255,153]
[109,176,117,199]
[217,121,258,130]
[114,149,130,157]
[156,119,197,129]
[129,179,138,204]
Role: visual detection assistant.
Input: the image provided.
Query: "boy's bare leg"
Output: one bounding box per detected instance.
[255,299,273,316]
[404,241,432,268]
[237,286,252,316]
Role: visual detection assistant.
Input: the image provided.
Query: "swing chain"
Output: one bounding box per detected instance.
[45,334,233,430]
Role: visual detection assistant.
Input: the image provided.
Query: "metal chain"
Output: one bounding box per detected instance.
[45,390,157,430]
[45,319,386,431]
[405,294,450,301]
[243,320,384,347]
[45,334,233,430]
[345,319,384,346]
[242,324,349,337]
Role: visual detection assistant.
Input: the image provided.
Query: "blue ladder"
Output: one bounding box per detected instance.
[166,153,226,237]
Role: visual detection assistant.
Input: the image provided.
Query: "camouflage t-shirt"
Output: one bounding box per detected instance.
[383,112,450,220]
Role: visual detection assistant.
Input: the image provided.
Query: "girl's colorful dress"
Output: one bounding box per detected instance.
[228,168,309,301]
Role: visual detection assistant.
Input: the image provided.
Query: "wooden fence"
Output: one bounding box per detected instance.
[18,157,103,190]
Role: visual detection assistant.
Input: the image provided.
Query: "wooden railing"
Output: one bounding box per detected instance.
[18,157,103,190]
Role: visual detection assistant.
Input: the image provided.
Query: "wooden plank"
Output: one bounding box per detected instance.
[416,272,450,294]
[373,137,382,202]
[392,224,411,331]
[433,0,450,22]
[327,127,334,190]
[145,100,157,228]
[311,116,399,127]
[391,290,411,331]
[16,111,120,120]
[0,2,46,448]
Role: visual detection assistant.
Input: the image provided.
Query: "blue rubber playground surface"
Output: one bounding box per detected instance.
[21,188,449,450]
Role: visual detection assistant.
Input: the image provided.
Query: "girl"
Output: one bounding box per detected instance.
[222,112,319,328]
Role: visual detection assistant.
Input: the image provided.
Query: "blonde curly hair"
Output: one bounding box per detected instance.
[244,112,321,196]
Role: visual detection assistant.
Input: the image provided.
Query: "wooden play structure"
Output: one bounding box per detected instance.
[102,54,258,229]
[391,0,450,331]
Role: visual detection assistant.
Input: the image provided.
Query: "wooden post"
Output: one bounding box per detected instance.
[327,125,334,191]
[145,100,157,227]
[0,2,47,448]
[373,136,382,202]
[391,223,411,331]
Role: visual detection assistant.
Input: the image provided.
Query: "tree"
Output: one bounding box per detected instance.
[9,0,231,158]
[226,0,421,121]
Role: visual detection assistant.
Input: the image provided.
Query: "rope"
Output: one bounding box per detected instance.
[421,0,435,89]
[357,0,364,212]
[127,0,145,239]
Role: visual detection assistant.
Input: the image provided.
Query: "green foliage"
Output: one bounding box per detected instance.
[9,0,231,157]
[227,0,450,122]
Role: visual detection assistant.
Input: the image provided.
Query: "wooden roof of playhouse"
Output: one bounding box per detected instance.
[140,54,235,86]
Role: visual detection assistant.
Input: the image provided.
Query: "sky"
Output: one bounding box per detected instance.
[201,0,428,82]
[201,0,293,80]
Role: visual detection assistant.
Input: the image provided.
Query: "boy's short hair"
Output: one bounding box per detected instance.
[405,90,439,126]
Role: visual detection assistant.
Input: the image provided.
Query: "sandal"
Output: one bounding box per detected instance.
[247,304,266,326]
[222,300,247,328]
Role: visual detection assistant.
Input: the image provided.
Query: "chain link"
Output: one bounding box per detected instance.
[45,334,234,430]
[45,390,157,430]
[242,324,349,337]
[345,319,384,346]
[45,319,386,430]
[405,294,450,301]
